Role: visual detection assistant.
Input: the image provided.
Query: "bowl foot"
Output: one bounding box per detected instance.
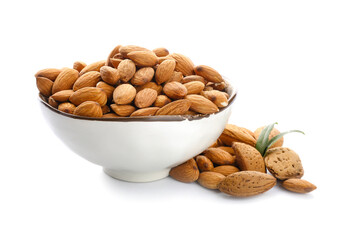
[103,168,170,182]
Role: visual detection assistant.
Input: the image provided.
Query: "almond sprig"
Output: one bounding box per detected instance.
[255,122,304,157]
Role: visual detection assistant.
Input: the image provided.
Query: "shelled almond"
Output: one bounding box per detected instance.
[169,123,316,197]
[36,44,230,118]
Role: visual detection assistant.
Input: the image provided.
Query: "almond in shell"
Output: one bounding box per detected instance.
[69,87,107,106]
[218,171,276,197]
[134,88,158,108]
[264,147,304,180]
[155,99,191,115]
[185,95,219,114]
[73,71,101,91]
[198,172,225,189]
[232,142,266,173]
[113,84,136,105]
[73,101,103,117]
[169,158,199,183]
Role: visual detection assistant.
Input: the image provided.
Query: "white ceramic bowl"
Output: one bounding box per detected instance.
[39,84,237,182]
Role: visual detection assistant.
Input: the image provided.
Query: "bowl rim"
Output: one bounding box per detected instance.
[39,81,237,122]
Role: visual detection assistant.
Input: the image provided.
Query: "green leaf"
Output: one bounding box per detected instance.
[255,122,278,155]
[263,130,305,156]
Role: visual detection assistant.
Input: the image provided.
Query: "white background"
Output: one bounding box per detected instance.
[1,0,361,239]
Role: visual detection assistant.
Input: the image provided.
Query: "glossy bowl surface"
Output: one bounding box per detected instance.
[39,84,237,182]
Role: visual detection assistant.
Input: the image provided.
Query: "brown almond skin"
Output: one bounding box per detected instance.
[113,84,136,105]
[209,82,226,91]
[181,75,207,84]
[201,90,228,108]
[194,65,223,83]
[58,102,76,114]
[198,172,225,189]
[155,59,176,84]
[196,155,214,172]
[166,71,183,83]
[110,58,122,68]
[52,68,79,94]
[282,179,317,193]
[170,53,194,76]
[73,61,87,72]
[130,107,160,117]
[105,45,122,67]
[212,165,240,176]
[219,124,256,147]
[134,88,158,108]
[102,113,121,118]
[48,97,58,108]
[204,148,235,165]
[153,47,169,57]
[100,66,120,85]
[73,101,103,117]
[169,158,199,183]
[155,99,191,115]
[127,51,158,67]
[110,104,136,117]
[131,67,154,86]
[153,95,171,108]
[51,89,74,102]
[163,82,188,100]
[120,45,149,58]
[184,81,205,94]
[96,81,115,101]
[69,87,107,106]
[35,68,61,81]
[136,82,163,95]
[217,146,235,155]
[36,76,53,97]
[118,59,136,83]
[264,147,304,180]
[232,142,266,173]
[218,171,276,197]
[254,126,284,148]
[185,95,219,114]
[73,71,101,91]
[79,60,106,75]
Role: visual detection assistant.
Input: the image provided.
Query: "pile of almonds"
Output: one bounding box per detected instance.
[170,124,316,197]
[36,45,230,117]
